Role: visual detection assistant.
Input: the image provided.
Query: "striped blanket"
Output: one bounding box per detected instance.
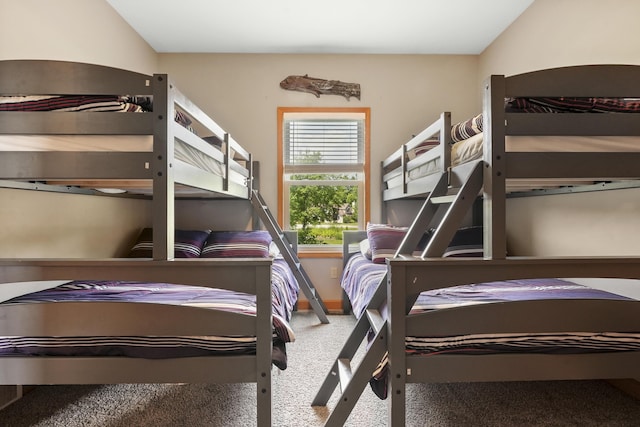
[0,258,298,370]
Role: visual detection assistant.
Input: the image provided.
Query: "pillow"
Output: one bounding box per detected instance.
[128,228,211,258]
[269,241,281,257]
[359,239,372,260]
[203,134,224,148]
[406,139,439,160]
[366,223,433,264]
[450,113,483,143]
[367,222,483,262]
[201,230,272,258]
[443,226,484,257]
[366,223,407,264]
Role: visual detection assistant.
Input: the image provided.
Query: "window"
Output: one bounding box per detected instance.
[278,107,370,252]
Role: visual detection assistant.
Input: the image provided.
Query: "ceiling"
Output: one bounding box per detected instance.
[106,0,534,55]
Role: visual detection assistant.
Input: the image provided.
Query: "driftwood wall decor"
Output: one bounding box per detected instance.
[280,75,360,100]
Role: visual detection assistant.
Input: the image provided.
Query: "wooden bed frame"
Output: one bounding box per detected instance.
[0,59,254,260]
[380,111,452,203]
[0,59,306,426]
[0,259,274,424]
[313,64,640,426]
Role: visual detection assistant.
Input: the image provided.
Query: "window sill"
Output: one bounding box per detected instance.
[298,246,342,258]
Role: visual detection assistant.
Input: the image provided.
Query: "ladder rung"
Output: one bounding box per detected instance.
[337,358,353,390]
[430,195,457,204]
[365,309,384,335]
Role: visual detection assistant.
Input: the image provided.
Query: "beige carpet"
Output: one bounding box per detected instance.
[0,312,639,426]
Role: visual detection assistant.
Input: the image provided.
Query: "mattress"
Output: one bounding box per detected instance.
[0,258,298,370]
[405,278,639,354]
[342,253,640,355]
[0,94,238,192]
[0,134,225,179]
[343,253,640,399]
[386,133,640,191]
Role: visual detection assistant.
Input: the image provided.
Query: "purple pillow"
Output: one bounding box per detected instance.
[128,228,210,258]
[366,223,436,263]
[367,223,408,264]
[201,231,272,258]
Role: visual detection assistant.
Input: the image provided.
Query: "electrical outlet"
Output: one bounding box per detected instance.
[330,267,339,279]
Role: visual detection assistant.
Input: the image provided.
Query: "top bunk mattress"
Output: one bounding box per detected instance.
[389,133,640,191]
[0,134,225,177]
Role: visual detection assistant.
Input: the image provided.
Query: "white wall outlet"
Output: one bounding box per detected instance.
[330,267,339,279]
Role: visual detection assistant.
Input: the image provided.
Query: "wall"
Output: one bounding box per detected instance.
[0,0,158,258]
[0,0,157,74]
[0,189,147,258]
[157,54,479,217]
[157,53,479,305]
[479,0,640,82]
[479,0,640,256]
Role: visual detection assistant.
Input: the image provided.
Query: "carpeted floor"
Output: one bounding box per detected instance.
[0,312,639,426]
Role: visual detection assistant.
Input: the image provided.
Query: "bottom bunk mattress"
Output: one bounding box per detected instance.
[341,253,640,398]
[0,258,298,370]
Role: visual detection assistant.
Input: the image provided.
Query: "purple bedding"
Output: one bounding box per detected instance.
[0,95,150,112]
[449,97,640,143]
[0,95,199,134]
[342,252,640,398]
[341,253,386,318]
[0,258,298,370]
[506,97,640,114]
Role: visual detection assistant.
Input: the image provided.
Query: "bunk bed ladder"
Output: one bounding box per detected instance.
[251,189,330,324]
[406,160,484,258]
[311,273,389,426]
[312,161,484,426]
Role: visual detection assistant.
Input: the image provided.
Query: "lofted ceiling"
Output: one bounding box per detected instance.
[106,0,534,55]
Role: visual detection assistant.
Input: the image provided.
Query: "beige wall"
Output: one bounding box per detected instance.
[479,0,640,256]
[0,0,157,74]
[0,189,147,258]
[157,53,479,219]
[0,0,157,258]
[480,0,640,82]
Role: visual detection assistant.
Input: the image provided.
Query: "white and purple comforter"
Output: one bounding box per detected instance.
[342,253,640,397]
[0,258,298,370]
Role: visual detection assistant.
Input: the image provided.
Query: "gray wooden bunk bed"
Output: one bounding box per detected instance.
[0,59,321,426]
[313,64,640,426]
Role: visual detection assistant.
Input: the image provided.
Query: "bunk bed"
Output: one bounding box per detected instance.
[313,64,640,426]
[380,111,483,203]
[0,59,306,426]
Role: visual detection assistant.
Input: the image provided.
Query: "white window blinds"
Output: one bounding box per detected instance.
[284,119,364,167]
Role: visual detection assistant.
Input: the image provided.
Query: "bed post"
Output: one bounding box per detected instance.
[152,74,175,261]
[483,75,507,259]
[251,160,260,230]
[255,262,273,427]
[438,111,452,172]
[387,261,407,426]
[381,158,389,223]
